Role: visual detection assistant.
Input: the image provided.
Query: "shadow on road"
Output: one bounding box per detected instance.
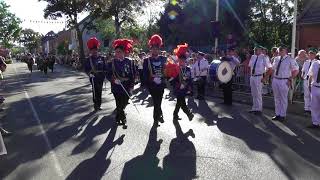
[120,122,163,180]
[66,125,125,180]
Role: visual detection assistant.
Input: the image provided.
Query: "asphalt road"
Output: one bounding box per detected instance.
[0,61,320,180]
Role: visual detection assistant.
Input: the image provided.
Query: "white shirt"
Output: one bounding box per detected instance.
[192,58,209,77]
[226,56,240,70]
[308,60,320,86]
[248,54,272,75]
[272,55,299,79]
[301,59,314,79]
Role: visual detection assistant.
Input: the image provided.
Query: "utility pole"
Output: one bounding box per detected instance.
[291,0,298,58]
[214,0,219,55]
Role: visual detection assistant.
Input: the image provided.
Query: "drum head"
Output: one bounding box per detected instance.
[217,61,233,83]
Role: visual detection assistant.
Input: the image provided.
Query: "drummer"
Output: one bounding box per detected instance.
[248,45,272,114]
[221,47,240,105]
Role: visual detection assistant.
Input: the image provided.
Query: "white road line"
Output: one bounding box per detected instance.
[13,62,64,177]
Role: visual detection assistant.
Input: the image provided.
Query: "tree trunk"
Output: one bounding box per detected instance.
[75,24,85,67]
[115,13,121,38]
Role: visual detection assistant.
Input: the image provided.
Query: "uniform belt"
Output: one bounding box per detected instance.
[251,74,263,77]
[274,77,289,80]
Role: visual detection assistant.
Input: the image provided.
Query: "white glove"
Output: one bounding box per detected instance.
[193,78,198,82]
[114,79,121,85]
[89,74,95,78]
[180,84,185,89]
[153,77,161,84]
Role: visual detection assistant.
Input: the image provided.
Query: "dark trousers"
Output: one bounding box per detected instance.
[222,81,233,105]
[90,78,104,109]
[149,88,164,120]
[27,63,33,72]
[174,96,191,117]
[197,76,207,98]
[114,93,129,121]
[138,69,144,86]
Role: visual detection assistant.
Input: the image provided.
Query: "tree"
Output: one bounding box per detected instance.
[40,0,96,62]
[93,0,164,38]
[19,29,42,53]
[0,1,22,48]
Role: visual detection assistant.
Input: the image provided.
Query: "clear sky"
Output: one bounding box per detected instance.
[3,0,164,35]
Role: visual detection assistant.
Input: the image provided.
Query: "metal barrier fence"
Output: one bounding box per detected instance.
[208,65,304,102]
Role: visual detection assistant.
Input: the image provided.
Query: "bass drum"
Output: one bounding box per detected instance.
[217,61,233,83]
[209,59,221,82]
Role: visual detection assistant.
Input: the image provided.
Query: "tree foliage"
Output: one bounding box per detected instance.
[19,29,42,53]
[0,1,22,48]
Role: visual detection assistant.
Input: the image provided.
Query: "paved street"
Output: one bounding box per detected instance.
[0,61,320,180]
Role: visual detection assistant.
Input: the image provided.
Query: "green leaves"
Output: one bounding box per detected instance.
[0,1,22,48]
[20,29,41,53]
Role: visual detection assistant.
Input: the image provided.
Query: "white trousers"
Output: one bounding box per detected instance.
[311,86,320,125]
[272,79,289,117]
[250,76,263,111]
[303,80,311,111]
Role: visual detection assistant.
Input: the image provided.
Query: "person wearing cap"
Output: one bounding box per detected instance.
[301,49,317,114]
[271,46,299,122]
[307,54,320,129]
[221,47,240,105]
[170,43,194,121]
[106,39,135,126]
[248,46,272,114]
[84,37,106,111]
[143,34,167,125]
[192,51,209,100]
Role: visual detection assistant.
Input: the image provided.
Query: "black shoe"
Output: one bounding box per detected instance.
[158,116,164,123]
[94,107,102,111]
[304,110,311,115]
[187,113,194,121]
[307,124,320,129]
[272,116,280,121]
[254,111,262,115]
[248,110,256,113]
[173,116,182,121]
[278,117,286,122]
[0,127,12,137]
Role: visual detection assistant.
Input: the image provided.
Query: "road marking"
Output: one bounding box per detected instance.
[13,62,65,177]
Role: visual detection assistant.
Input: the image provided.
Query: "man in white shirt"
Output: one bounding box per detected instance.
[301,49,316,113]
[307,58,320,129]
[248,46,272,114]
[192,51,209,100]
[271,46,299,122]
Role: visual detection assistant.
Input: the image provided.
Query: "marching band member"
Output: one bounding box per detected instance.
[221,47,240,105]
[271,46,299,122]
[106,39,135,127]
[84,37,106,111]
[307,55,320,129]
[301,49,317,114]
[171,43,194,121]
[249,46,272,114]
[143,34,167,125]
[192,51,209,100]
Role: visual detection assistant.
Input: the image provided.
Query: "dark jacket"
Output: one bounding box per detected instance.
[84,55,106,81]
[173,66,192,97]
[143,56,167,90]
[106,58,135,95]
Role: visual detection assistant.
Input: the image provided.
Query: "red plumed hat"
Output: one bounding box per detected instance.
[148,34,163,48]
[87,37,100,50]
[174,43,189,58]
[112,39,134,54]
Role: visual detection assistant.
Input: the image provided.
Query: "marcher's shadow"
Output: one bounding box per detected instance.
[132,88,153,106]
[162,119,197,180]
[120,122,163,180]
[66,126,125,180]
[188,97,217,126]
[71,115,115,155]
